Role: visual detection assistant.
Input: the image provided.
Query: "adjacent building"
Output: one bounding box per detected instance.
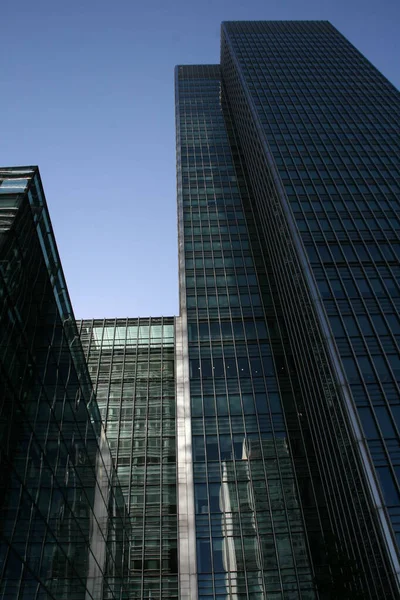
[0,168,129,600]
[1,19,400,600]
[77,318,178,599]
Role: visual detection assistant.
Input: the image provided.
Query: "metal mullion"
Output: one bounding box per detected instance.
[199,315,215,598]
[155,316,163,595]
[127,319,138,519]
[138,317,147,595]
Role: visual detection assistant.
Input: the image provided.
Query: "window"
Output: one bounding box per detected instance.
[370,279,385,296]
[343,315,359,336]
[342,245,357,261]
[237,357,250,377]
[372,356,391,380]
[356,279,372,297]
[372,315,389,335]
[342,357,360,383]
[190,359,201,378]
[386,315,400,334]
[201,358,212,378]
[318,279,331,299]
[387,356,400,380]
[331,279,345,298]
[377,467,400,506]
[375,407,396,437]
[197,540,211,573]
[358,407,378,438]
[213,358,224,378]
[330,316,345,336]
[358,356,376,382]
[225,358,237,378]
[343,279,358,297]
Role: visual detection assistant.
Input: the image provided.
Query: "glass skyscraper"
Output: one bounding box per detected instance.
[175,20,400,599]
[176,65,317,598]
[1,19,400,600]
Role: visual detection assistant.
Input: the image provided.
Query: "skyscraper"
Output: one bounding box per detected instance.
[1,19,400,600]
[176,65,318,598]
[175,20,400,599]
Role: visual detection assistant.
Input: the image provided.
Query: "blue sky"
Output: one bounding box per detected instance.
[1,0,399,318]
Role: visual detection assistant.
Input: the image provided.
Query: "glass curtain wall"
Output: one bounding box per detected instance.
[220,20,400,597]
[77,317,178,600]
[0,168,129,600]
[176,66,315,600]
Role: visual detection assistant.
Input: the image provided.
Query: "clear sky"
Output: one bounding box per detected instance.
[1,0,399,319]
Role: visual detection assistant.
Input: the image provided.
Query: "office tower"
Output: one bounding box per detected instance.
[77,318,178,599]
[0,168,129,600]
[176,65,317,599]
[176,20,400,599]
[220,18,400,595]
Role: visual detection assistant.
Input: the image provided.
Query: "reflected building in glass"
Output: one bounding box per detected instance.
[175,64,317,599]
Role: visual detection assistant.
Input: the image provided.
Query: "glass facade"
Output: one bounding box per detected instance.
[0,168,129,600]
[219,19,400,598]
[176,66,317,599]
[176,21,400,599]
[77,318,178,599]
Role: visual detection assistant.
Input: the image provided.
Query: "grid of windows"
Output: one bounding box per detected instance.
[0,169,129,600]
[176,66,315,599]
[221,20,399,597]
[77,318,178,600]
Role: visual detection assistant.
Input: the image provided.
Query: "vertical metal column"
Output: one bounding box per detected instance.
[175,316,198,599]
